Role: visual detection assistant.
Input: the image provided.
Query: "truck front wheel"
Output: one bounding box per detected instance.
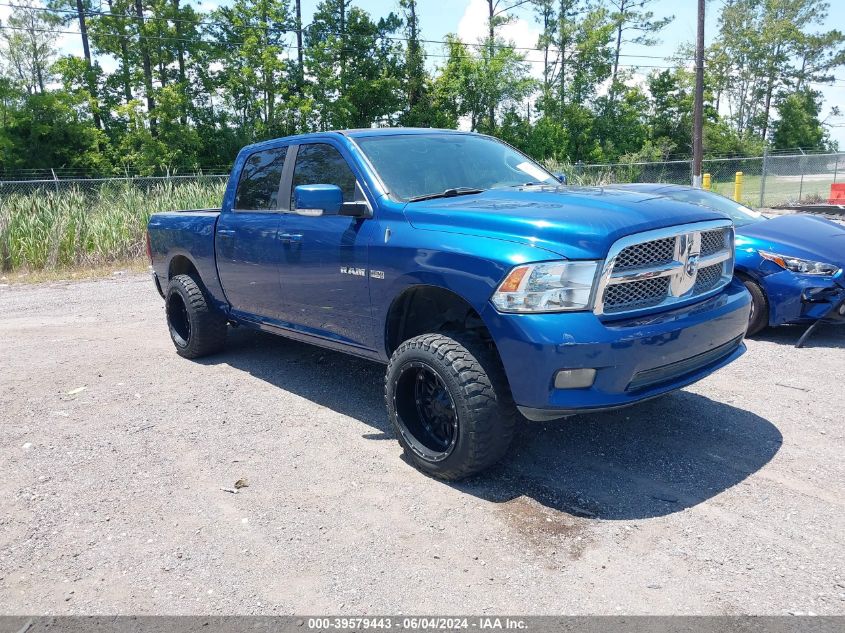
[165,274,227,359]
[385,333,516,480]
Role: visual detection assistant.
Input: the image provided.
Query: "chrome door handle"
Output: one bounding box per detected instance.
[280,233,303,243]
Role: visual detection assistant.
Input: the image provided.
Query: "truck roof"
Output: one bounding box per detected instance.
[239,128,472,154]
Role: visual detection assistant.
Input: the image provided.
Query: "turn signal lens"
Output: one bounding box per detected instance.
[498,265,530,293]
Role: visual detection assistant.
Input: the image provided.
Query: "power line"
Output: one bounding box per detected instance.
[2,5,843,82]
[0,2,696,61]
[0,23,298,48]
[0,23,690,72]
[0,22,690,71]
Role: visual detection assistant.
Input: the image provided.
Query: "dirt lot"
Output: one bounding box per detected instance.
[1,273,843,615]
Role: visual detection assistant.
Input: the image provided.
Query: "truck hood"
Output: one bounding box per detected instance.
[403,186,728,259]
[736,214,845,267]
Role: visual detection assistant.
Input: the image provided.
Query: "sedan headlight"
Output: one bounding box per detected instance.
[491,261,599,312]
[759,250,840,276]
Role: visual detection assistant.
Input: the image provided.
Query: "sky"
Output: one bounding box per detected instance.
[2,0,844,144]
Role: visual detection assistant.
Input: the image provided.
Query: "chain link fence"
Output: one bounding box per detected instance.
[0,174,229,199]
[2,154,844,209]
[575,152,845,208]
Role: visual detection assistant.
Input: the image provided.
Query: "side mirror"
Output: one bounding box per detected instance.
[555,172,567,185]
[293,184,342,216]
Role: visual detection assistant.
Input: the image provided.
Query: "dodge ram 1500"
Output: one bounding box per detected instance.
[147,128,751,479]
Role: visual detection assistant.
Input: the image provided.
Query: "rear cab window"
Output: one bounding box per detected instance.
[234,146,288,211]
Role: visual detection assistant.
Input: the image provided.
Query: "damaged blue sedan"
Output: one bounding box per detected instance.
[611,184,845,344]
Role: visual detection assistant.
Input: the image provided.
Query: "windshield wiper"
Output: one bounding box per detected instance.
[408,187,486,202]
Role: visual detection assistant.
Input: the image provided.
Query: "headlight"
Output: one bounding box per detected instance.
[491,260,599,312]
[759,250,840,276]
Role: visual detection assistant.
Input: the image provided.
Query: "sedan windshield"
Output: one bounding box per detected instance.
[659,188,765,227]
[354,133,558,202]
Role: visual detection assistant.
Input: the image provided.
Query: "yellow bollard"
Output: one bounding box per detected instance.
[733,171,744,202]
[702,173,711,190]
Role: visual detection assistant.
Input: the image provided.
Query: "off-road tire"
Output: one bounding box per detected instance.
[165,274,227,359]
[385,333,517,480]
[743,278,769,336]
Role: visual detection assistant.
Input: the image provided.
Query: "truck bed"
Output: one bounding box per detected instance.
[147,209,225,306]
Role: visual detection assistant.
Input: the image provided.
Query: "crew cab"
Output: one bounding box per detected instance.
[147,129,751,479]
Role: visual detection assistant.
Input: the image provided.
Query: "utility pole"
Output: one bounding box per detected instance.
[691,0,705,188]
[295,0,304,90]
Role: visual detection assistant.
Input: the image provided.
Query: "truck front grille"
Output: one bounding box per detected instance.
[603,277,671,312]
[614,237,676,270]
[693,263,724,293]
[595,221,735,317]
[700,229,728,256]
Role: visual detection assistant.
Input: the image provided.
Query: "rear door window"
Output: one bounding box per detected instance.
[234,146,287,211]
[290,143,357,209]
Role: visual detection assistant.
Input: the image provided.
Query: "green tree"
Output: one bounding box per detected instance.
[0,4,62,94]
[647,68,692,155]
[211,0,293,136]
[305,0,404,129]
[398,0,436,126]
[1,90,106,170]
[433,34,533,134]
[533,0,614,116]
[111,85,201,171]
[771,89,827,150]
[713,0,844,141]
[48,0,102,128]
[605,0,672,104]
[88,0,137,106]
[594,85,649,160]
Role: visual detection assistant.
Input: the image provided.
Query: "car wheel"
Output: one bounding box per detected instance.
[385,333,517,480]
[743,278,769,336]
[166,274,227,358]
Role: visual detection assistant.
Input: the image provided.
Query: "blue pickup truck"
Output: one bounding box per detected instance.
[147,128,751,479]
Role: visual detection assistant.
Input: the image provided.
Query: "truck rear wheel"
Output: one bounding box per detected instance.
[165,274,227,359]
[385,333,516,480]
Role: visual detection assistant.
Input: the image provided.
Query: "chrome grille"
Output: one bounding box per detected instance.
[700,229,727,257]
[595,220,734,317]
[603,277,671,313]
[693,263,724,293]
[614,237,675,270]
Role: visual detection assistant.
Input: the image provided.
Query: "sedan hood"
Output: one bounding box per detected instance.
[403,186,727,259]
[737,214,845,267]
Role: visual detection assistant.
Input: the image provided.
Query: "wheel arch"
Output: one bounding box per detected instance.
[168,253,200,281]
[384,284,495,357]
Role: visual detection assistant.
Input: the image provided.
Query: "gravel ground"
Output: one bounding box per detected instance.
[1,273,843,615]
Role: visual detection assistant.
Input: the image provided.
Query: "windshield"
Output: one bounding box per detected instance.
[354,133,558,202]
[659,188,764,227]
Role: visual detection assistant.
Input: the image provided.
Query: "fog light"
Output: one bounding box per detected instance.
[839,302,845,316]
[554,368,596,389]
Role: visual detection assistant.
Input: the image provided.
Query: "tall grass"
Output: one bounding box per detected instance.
[543,158,615,186]
[0,180,225,272]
